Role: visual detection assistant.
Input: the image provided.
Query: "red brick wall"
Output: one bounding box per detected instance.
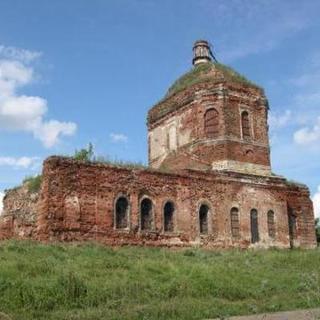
[35,157,316,249]
[148,81,270,171]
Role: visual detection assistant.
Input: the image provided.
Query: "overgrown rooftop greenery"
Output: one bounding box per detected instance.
[23,175,42,194]
[71,143,148,170]
[165,62,263,98]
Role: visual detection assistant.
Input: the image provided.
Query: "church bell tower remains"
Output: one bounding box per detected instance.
[148,40,271,176]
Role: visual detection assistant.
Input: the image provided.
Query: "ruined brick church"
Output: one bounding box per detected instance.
[0,40,316,248]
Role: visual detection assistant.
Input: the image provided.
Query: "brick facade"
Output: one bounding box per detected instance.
[34,157,315,249]
[148,81,270,175]
[0,41,317,249]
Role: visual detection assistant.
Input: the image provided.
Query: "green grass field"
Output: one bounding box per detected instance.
[0,241,319,320]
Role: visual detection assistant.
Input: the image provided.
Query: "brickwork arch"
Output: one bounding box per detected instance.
[250,208,259,243]
[204,108,219,138]
[198,201,213,235]
[241,111,251,139]
[267,210,276,239]
[163,201,175,232]
[230,207,240,239]
[114,195,130,229]
[140,197,154,231]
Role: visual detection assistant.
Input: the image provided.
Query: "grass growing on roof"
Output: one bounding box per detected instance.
[165,62,262,98]
[23,175,42,193]
[0,240,319,320]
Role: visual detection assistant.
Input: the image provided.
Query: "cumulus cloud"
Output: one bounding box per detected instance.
[0,191,4,215]
[294,117,320,146]
[313,186,320,218]
[0,46,77,147]
[0,156,40,169]
[269,110,292,130]
[110,133,128,143]
[0,45,42,63]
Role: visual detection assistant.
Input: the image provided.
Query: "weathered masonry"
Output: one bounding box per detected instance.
[35,156,315,248]
[0,40,317,249]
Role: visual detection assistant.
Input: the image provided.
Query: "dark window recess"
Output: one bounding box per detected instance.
[250,209,259,243]
[141,198,153,231]
[288,211,297,240]
[115,197,129,229]
[267,210,276,238]
[199,204,209,234]
[204,108,219,138]
[241,111,251,139]
[164,202,174,232]
[230,207,240,239]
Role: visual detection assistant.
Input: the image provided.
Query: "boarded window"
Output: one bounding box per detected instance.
[167,126,177,150]
[115,197,129,229]
[141,198,153,231]
[230,207,240,239]
[199,204,209,234]
[250,209,259,243]
[164,201,174,232]
[241,111,251,139]
[267,210,276,239]
[204,108,219,138]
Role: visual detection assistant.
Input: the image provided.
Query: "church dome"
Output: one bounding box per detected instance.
[165,61,262,99]
[148,40,264,125]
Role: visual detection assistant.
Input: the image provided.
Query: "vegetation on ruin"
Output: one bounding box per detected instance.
[92,156,147,170]
[165,62,263,98]
[71,143,148,170]
[0,241,320,320]
[23,175,42,193]
[73,143,94,162]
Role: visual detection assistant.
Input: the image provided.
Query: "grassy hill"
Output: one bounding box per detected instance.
[0,241,319,320]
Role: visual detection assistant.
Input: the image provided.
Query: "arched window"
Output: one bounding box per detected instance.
[115,197,129,229]
[204,108,219,138]
[241,111,251,139]
[267,210,275,239]
[250,209,259,243]
[288,208,297,247]
[140,198,153,231]
[199,204,209,234]
[164,201,174,232]
[230,207,240,239]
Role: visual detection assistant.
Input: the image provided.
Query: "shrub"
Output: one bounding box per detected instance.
[23,175,42,193]
[73,143,94,162]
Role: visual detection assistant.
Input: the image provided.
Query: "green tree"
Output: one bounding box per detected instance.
[73,143,94,162]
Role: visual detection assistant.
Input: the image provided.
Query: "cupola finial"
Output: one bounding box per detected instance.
[192,40,212,65]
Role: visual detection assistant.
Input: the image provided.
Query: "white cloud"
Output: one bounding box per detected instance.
[294,117,320,146]
[0,156,40,169]
[0,46,77,147]
[269,110,292,130]
[34,120,77,148]
[312,186,320,218]
[0,191,4,215]
[0,60,33,96]
[0,45,42,63]
[110,133,128,143]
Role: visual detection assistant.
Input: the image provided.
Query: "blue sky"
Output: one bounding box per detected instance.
[0,0,320,216]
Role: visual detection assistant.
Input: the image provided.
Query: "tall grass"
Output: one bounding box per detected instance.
[0,241,319,320]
